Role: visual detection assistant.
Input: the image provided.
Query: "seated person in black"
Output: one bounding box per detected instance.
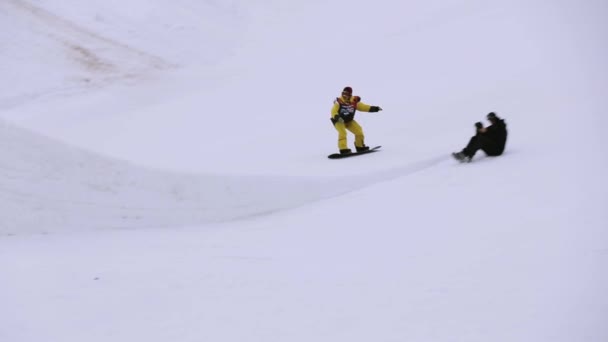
[453,112,508,162]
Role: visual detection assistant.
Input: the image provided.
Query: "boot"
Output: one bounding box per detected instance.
[340,149,352,155]
[356,145,370,152]
[452,151,471,162]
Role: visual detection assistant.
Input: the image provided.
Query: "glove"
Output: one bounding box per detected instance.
[369,106,382,112]
[475,122,483,129]
[330,116,340,125]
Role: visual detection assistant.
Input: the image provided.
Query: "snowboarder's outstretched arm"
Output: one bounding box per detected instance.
[356,101,382,112]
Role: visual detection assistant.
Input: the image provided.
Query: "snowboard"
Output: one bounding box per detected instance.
[328,146,382,159]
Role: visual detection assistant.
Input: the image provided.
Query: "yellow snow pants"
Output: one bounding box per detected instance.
[334,120,365,150]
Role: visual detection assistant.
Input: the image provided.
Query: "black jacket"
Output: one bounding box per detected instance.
[483,119,508,155]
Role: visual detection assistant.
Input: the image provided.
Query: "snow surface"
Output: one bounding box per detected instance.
[1,0,607,341]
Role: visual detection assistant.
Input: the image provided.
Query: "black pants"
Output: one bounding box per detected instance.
[462,135,503,158]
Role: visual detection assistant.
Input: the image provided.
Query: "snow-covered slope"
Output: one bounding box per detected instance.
[0,1,607,341]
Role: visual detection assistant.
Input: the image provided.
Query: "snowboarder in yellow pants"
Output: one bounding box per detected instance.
[330,86,382,154]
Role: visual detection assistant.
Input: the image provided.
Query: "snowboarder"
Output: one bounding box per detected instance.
[453,112,508,162]
[330,86,382,154]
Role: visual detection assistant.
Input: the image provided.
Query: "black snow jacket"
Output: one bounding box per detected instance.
[482,119,508,155]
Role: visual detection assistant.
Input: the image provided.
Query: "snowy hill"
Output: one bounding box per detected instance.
[1,1,607,341]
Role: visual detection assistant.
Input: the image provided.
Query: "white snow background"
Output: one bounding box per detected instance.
[1,0,607,341]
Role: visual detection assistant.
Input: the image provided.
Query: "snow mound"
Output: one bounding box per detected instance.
[0,120,357,236]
